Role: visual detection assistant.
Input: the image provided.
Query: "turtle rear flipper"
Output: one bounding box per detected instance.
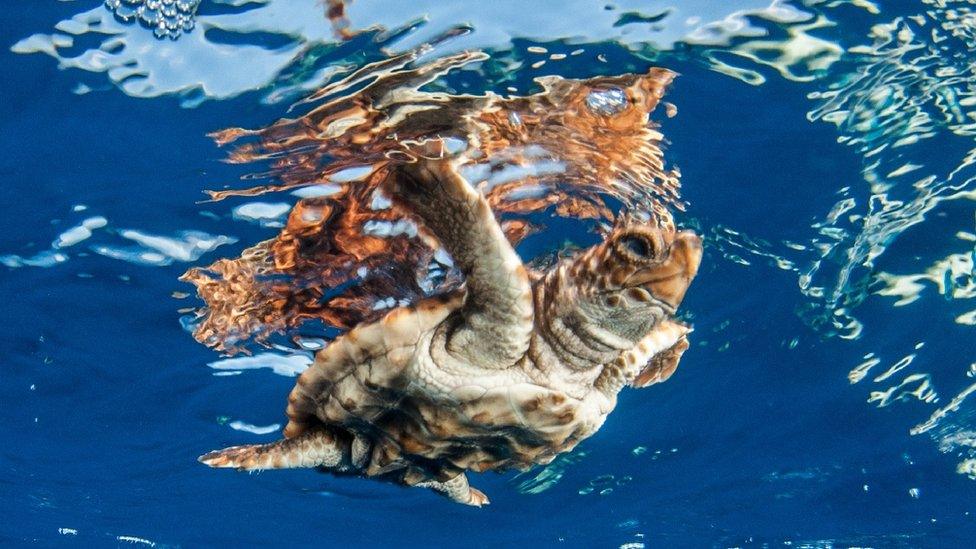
[416,473,490,507]
[200,428,490,507]
[390,158,534,369]
[199,427,350,471]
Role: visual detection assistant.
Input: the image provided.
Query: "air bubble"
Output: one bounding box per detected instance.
[586,87,628,116]
[104,0,200,39]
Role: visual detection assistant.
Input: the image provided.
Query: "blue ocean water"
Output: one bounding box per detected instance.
[3,1,976,547]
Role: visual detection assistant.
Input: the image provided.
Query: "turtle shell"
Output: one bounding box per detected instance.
[281,291,608,484]
[281,289,689,485]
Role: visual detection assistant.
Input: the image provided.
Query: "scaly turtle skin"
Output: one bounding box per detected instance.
[200,158,702,506]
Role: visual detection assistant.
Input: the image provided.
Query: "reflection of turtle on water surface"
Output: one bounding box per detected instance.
[200,158,701,505]
[192,55,701,505]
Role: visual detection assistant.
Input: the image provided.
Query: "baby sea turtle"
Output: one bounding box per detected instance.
[199,158,701,506]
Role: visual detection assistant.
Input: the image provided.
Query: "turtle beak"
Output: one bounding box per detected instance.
[629,231,702,309]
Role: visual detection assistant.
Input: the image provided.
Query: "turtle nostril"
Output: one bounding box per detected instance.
[626,287,653,303]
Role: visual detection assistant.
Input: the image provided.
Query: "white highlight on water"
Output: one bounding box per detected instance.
[208,352,312,377]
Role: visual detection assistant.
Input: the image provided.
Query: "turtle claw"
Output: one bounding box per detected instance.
[199,445,257,470]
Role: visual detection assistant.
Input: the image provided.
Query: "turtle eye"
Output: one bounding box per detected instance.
[619,234,654,259]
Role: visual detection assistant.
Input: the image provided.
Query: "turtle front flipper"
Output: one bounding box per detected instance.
[633,335,689,388]
[199,427,351,471]
[390,158,533,369]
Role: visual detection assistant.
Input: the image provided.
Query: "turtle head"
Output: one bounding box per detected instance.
[543,221,701,366]
[594,225,702,317]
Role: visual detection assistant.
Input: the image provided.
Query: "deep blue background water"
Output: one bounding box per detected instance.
[3,1,975,547]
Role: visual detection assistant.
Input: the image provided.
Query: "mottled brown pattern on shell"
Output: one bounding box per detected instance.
[277,295,608,485]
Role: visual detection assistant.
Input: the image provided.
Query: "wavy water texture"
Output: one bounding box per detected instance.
[0,208,236,269]
[11,0,359,106]
[798,0,976,480]
[801,4,976,323]
[11,0,790,106]
[694,0,976,480]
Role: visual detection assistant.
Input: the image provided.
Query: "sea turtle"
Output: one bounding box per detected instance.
[200,157,702,506]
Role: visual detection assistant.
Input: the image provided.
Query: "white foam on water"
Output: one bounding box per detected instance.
[232,202,291,227]
[92,229,239,266]
[52,216,108,248]
[207,352,312,377]
[116,535,156,547]
[0,250,69,268]
[362,219,417,238]
[228,421,281,435]
[291,183,342,198]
